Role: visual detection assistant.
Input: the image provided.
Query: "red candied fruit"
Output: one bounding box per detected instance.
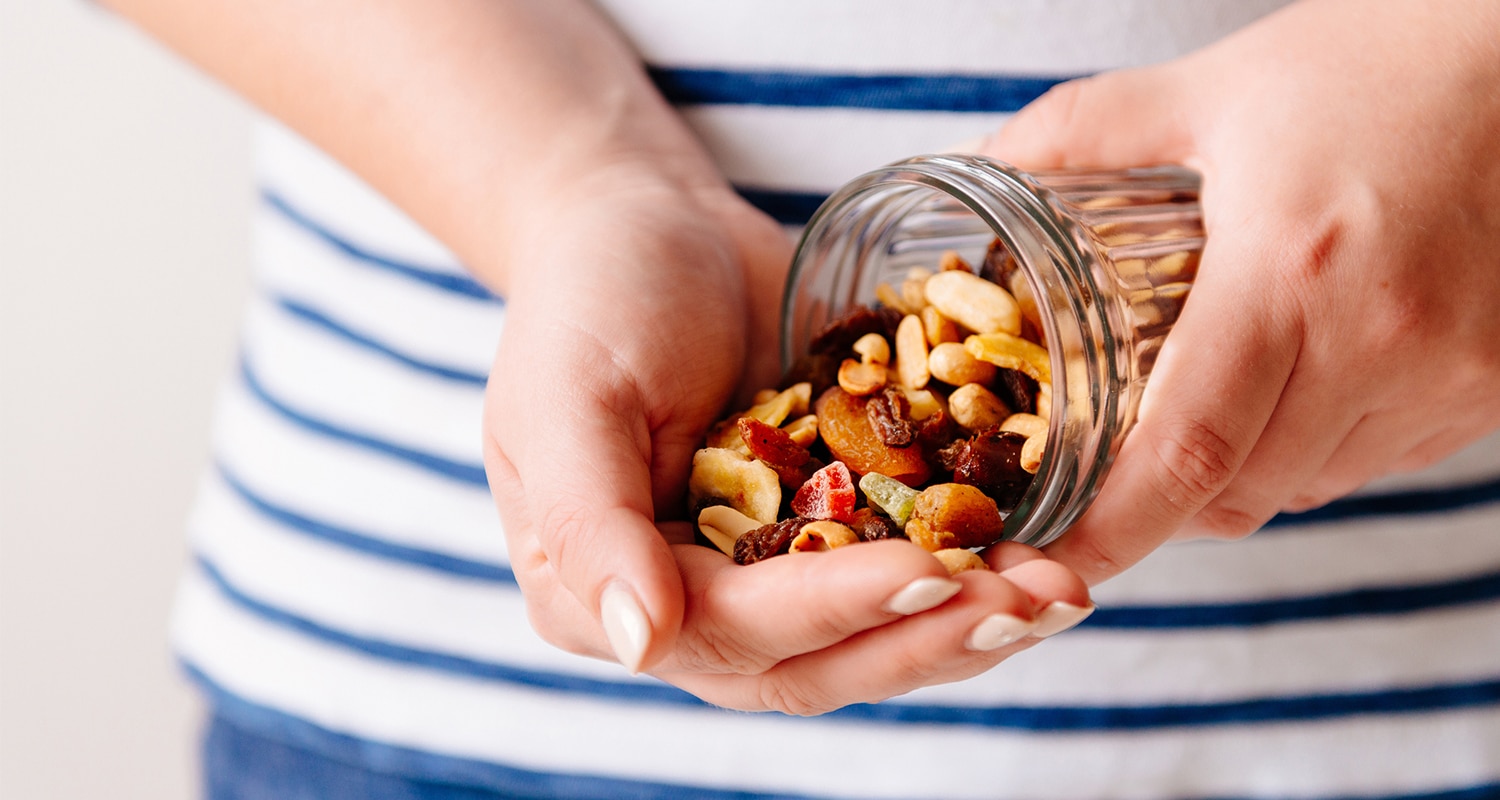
[791,462,857,522]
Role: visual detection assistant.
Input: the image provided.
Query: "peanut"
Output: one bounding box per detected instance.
[894,313,930,390]
[928,342,997,386]
[697,505,763,557]
[924,270,1021,336]
[949,383,1010,432]
[788,520,860,553]
[1000,413,1048,440]
[921,306,961,347]
[933,548,988,575]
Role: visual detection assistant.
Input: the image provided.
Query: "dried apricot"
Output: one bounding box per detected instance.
[813,387,931,486]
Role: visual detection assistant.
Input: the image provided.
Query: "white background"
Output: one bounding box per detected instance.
[2,1,253,797]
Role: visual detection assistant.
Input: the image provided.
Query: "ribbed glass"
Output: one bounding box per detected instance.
[782,155,1203,547]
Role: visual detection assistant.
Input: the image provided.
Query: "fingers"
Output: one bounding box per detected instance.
[1042,236,1301,584]
[668,539,960,673]
[985,65,1192,170]
[669,557,1089,715]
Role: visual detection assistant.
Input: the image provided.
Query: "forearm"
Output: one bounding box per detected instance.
[99,0,725,292]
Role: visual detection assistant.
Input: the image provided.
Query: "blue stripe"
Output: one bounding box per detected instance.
[189,663,1500,800]
[1084,570,1500,630]
[239,355,489,488]
[1265,477,1500,529]
[648,66,1074,112]
[215,462,512,583]
[262,189,500,303]
[274,295,490,387]
[734,186,828,227]
[193,553,1500,731]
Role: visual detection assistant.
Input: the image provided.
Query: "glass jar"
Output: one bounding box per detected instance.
[781,155,1203,548]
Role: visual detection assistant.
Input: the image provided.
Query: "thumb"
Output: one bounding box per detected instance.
[984,65,1191,170]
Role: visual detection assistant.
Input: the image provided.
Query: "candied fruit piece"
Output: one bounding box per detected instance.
[791,461,857,522]
[905,483,1005,552]
[858,472,919,527]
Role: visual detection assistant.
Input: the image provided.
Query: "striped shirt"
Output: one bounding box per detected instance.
[173,2,1500,797]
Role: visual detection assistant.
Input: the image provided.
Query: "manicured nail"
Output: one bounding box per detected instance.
[1031,601,1095,638]
[965,613,1036,651]
[882,576,962,616]
[600,583,650,674]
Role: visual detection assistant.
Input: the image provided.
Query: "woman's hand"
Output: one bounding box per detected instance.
[982,0,1500,585]
[482,171,1091,713]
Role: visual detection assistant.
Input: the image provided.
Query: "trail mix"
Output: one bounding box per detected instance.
[690,241,1053,576]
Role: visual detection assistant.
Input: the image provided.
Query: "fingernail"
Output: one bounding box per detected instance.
[600,583,651,674]
[1031,601,1095,638]
[882,576,962,616]
[965,613,1037,651]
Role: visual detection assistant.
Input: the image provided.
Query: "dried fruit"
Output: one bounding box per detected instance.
[965,332,1051,384]
[808,305,903,358]
[737,417,810,468]
[814,387,932,486]
[940,430,1031,513]
[905,483,1005,552]
[688,448,782,525]
[848,507,906,542]
[858,472,919,527]
[994,368,1038,416]
[734,517,812,565]
[791,461,857,522]
[866,387,917,448]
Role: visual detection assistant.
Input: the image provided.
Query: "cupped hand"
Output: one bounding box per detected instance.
[981,0,1500,584]
[482,168,1090,713]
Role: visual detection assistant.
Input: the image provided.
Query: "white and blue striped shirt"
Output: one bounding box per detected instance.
[173,2,1500,797]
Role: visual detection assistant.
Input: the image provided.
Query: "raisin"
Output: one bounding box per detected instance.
[807,305,903,359]
[980,238,1019,287]
[993,368,1039,416]
[848,508,906,542]
[943,429,1033,514]
[733,517,812,565]
[866,387,917,448]
[737,417,810,468]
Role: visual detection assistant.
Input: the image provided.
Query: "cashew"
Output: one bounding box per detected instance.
[697,505,763,557]
[1000,412,1048,440]
[1020,433,1046,474]
[788,520,859,553]
[949,383,1010,431]
[924,270,1022,336]
[921,306,960,347]
[928,342,998,387]
[933,548,988,575]
[852,332,891,366]
[783,414,819,447]
[688,448,782,524]
[964,332,1051,384]
[894,314,930,390]
[837,358,888,396]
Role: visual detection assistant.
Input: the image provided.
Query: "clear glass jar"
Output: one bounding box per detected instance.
[781,155,1203,547]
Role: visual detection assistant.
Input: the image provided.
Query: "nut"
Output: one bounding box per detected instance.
[852,332,891,366]
[1000,413,1048,440]
[1020,433,1045,474]
[788,520,860,553]
[964,332,1051,384]
[697,505,763,557]
[924,270,1022,336]
[688,448,782,524]
[937,250,972,272]
[895,314,930,390]
[1005,271,1045,347]
[933,548,988,575]
[905,483,1005,552]
[1035,382,1052,420]
[875,282,913,316]
[837,359,888,396]
[783,414,819,447]
[902,388,943,422]
[928,342,998,387]
[706,382,812,450]
[921,306,960,347]
[949,383,1010,432]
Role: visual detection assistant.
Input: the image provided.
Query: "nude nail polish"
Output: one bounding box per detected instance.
[1031,601,1095,638]
[882,576,962,615]
[965,613,1037,651]
[600,583,651,674]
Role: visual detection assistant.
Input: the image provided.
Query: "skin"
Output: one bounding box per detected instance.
[984,0,1500,584]
[104,0,1500,713]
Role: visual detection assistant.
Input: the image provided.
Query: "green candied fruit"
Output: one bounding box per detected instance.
[859,472,919,527]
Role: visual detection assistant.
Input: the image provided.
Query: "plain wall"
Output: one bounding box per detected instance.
[1,1,253,797]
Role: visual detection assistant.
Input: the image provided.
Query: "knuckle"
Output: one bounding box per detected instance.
[1149,419,1242,513]
[1058,532,1138,582]
[757,673,838,717]
[1191,500,1266,540]
[674,626,770,676]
